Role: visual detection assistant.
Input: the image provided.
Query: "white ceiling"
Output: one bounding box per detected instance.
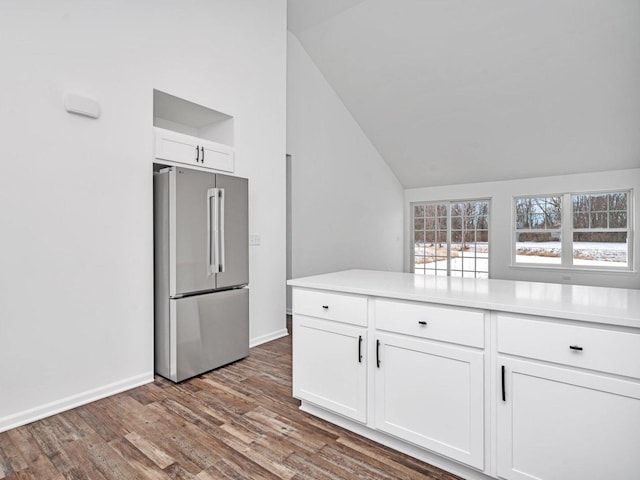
[288,0,640,188]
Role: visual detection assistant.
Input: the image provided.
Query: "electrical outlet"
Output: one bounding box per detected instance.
[562,275,572,283]
[249,234,261,246]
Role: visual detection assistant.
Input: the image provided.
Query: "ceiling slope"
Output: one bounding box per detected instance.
[288,0,640,188]
[288,0,368,34]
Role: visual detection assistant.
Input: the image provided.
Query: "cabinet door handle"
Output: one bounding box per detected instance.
[569,345,583,351]
[376,339,381,368]
[418,320,427,326]
[195,145,200,162]
[358,335,363,363]
[201,146,205,162]
[501,365,506,402]
[322,305,329,309]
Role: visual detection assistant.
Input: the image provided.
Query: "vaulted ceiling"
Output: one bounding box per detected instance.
[288,0,640,188]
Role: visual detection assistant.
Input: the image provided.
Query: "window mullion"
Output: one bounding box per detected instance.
[628,190,634,270]
[446,202,452,276]
[561,193,573,266]
[410,203,416,273]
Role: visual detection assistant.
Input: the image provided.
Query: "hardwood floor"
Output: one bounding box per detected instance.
[0,318,462,480]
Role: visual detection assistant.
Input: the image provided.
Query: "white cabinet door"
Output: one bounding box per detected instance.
[200,142,234,172]
[155,127,234,172]
[293,315,367,423]
[374,333,484,469]
[497,357,640,480]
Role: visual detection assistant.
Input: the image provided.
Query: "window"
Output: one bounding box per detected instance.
[514,190,631,269]
[412,200,490,278]
[514,196,562,265]
[572,192,630,268]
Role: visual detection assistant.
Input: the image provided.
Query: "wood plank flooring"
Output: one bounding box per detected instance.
[0,318,462,480]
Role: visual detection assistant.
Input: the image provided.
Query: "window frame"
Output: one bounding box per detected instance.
[513,194,564,266]
[411,198,491,278]
[511,189,633,271]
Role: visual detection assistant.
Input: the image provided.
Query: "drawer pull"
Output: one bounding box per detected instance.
[418,320,427,326]
[322,305,329,310]
[569,345,584,351]
[358,335,363,363]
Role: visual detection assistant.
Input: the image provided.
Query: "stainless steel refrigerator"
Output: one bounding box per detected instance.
[153,166,249,382]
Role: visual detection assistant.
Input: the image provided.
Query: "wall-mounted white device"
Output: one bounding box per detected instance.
[64,92,100,119]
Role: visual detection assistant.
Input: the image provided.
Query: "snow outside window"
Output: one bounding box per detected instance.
[412,200,490,278]
[514,190,631,269]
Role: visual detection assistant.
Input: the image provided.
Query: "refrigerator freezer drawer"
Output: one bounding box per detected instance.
[160,288,249,382]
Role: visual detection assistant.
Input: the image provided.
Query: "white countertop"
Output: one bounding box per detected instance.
[288,270,640,328]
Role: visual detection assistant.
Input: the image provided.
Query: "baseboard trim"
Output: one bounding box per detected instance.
[250,328,289,348]
[0,372,154,433]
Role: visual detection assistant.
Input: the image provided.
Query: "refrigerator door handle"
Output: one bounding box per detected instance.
[207,188,220,276]
[219,188,225,273]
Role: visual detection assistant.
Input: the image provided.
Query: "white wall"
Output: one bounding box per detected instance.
[405,169,640,289]
[0,0,286,432]
[286,32,404,310]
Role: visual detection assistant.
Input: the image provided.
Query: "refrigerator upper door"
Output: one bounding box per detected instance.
[174,167,219,296]
[215,173,249,289]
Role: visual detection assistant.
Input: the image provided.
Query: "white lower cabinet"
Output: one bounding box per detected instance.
[497,357,640,480]
[292,315,367,423]
[374,333,485,469]
[291,285,640,480]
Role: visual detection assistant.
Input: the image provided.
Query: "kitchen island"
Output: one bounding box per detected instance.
[287,270,640,480]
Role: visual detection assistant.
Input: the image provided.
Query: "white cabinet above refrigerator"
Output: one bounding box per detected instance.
[154,127,234,173]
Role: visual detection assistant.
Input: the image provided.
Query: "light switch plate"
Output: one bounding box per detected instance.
[249,234,261,246]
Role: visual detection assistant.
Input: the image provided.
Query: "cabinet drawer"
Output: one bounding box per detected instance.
[375,299,484,348]
[292,289,367,326]
[498,314,640,379]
